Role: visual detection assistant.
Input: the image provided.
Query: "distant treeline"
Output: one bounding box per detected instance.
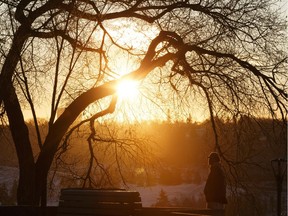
[0,117,286,186]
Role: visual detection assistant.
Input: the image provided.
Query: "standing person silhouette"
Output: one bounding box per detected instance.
[204,152,227,215]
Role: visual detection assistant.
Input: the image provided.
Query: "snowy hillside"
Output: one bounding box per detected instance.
[129,183,205,207]
[0,166,18,192]
[0,166,205,207]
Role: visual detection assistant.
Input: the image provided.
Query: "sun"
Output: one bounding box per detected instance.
[116,79,139,100]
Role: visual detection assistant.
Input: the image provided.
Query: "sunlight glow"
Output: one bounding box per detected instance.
[117,79,139,100]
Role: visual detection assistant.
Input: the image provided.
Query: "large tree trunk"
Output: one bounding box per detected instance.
[0,26,38,205]
[35,148,54,207]
[17,167,37,205]
[3,82,50,206]
[3,83,37,205]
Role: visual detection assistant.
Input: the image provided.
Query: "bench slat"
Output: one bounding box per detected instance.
[60,189,139,197]
[58,206,133,215]
[59,200,142,209]
[59,195,141,203]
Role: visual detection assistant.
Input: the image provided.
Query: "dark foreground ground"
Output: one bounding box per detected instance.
[0,206,224,216]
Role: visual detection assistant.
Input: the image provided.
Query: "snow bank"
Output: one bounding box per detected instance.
[128,183,205,207]
[0,166,206,207]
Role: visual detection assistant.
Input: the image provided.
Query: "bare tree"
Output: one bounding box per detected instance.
[0,0,286,206]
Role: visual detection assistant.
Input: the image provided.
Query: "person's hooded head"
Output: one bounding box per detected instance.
[208,152,220,165]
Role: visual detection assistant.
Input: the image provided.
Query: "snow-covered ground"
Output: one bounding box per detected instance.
[129,183,205,207]
[0,166,205,207]
[1,166,286,216]
[0,166,18,193]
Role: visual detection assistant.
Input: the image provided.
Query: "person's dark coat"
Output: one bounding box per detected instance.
[204,163,227,204]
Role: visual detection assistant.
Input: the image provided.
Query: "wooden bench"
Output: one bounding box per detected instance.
[57,188,142,216]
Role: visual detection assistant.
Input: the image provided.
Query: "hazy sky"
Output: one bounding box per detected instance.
[22,1,288,123]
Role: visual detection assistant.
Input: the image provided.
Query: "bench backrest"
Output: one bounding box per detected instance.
[57,188,142,216]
